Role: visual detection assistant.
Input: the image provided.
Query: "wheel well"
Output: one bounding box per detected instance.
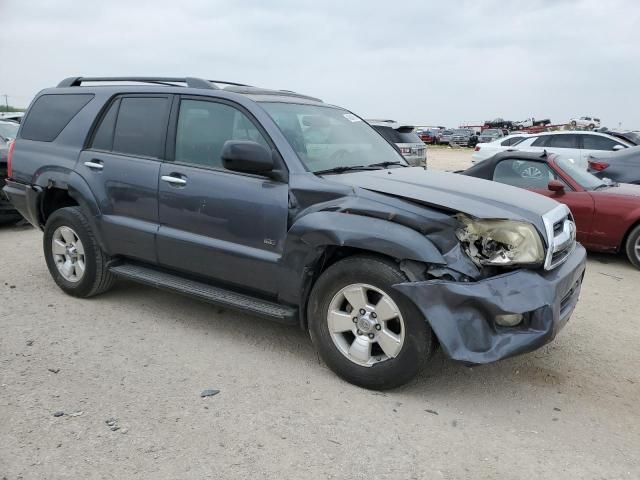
[40,188,78,224]
[299,246,402,330]
[620,220,640,251]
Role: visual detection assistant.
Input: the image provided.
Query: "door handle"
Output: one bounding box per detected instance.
[161,175,187,186]
[84,160,104,170]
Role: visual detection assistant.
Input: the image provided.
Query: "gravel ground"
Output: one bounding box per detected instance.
[1,148,639,479]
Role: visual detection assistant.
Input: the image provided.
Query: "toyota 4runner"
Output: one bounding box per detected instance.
[4,77,586,389]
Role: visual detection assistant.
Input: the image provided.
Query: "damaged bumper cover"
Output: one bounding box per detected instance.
[394,244,587,364]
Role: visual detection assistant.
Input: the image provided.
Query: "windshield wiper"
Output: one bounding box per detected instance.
[367,161,407,168]
[313,165,380,175]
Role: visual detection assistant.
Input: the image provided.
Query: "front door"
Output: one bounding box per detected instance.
[78,95,171,263]
[156,97,289,296]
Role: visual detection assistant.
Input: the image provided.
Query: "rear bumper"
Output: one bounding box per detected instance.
[393,244,587,364]
[2,179,41,226]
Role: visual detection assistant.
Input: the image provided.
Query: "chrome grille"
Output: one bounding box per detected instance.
[542,205,576,270]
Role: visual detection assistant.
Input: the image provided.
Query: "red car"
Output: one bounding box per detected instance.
[417,129,439,145]
[463,151,640,268]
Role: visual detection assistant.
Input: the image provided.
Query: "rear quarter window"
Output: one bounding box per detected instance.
[20,94,94,142]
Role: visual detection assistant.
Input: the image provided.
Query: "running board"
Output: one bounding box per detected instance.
[109,263,298,325]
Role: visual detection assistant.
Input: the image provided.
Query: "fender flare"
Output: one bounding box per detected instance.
[278,211,446,320]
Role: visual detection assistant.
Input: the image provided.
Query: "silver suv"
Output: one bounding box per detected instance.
[368,120,427,167]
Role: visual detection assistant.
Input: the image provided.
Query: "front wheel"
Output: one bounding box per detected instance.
[625,225,640,269]
[308,255,434,390]
[43,207,115,297]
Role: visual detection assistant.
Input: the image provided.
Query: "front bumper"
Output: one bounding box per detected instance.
[393,244,587,363]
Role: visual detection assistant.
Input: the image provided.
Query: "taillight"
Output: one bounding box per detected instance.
[7,139,15,178]
[589,160,609,171]
[474,146,480,151]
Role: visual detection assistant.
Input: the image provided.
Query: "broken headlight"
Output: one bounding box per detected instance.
[455,215,545,267]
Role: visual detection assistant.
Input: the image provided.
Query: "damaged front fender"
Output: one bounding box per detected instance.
[393,244,587,363]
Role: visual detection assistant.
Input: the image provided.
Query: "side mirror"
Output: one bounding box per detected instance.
[548,180,565,194]
[222,140,274,174]
[613,145,625,151]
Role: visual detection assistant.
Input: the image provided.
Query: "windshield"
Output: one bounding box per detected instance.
[483,129,500,135]
[261,103,405,172]
[0,122,19,140]
[452,129,469,135]
[556,157,607,190]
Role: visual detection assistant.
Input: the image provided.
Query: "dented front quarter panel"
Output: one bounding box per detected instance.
[393,244,587,363]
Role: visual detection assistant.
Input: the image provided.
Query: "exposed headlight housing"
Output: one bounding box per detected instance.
[455,215,545,267]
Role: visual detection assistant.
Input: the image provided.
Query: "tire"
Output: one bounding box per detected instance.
[571,120,577,128]
[43,206,115,297]
[588,124,595,130]
[625,224,640,269]
[307,255,434,390]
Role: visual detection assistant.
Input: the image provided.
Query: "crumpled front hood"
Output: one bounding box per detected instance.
[327,167,559,232]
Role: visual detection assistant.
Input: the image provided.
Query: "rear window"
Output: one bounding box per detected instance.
[373,126,421,144]
[21,94,94,142]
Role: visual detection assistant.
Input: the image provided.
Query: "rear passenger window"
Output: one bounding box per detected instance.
[21,94,94,142]
[112,97,169,158]
[175,100,268,169]
[91,99,120,151]
[582,135,623,151]
[501,136,523,146]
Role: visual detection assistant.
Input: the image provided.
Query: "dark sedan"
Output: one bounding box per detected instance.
[588,145,640,184]
[463,151,640,269]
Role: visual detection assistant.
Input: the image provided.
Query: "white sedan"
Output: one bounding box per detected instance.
[473,131,632,168]
[471,134,532,164]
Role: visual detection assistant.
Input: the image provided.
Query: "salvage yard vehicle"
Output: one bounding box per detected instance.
[571,116,600,130]
[367,120,427,167]
[471,133,532,164]
[588,145,640,185]
[1,135,23,225]
[4,76,586,389]
[508,131,632,169]
[478,128,504,143]
[463,151,640,269]
[449,128,478,148]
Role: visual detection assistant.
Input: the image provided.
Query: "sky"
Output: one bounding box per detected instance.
[1,0,638,129]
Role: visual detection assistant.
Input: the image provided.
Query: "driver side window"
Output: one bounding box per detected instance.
[493,159,563,189]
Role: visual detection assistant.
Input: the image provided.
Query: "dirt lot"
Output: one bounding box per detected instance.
[1,148,639,479]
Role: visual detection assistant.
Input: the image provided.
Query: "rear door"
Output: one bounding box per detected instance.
[156,96,289,295]
[78,95,171,263]
[580,134,627,161]
[491,158,595,243]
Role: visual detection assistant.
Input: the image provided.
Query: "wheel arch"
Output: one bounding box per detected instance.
[280,211,446,329]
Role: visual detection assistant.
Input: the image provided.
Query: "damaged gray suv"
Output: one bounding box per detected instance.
[4,77,586,390]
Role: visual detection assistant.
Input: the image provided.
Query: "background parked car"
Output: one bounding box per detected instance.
[438,129,453,145]
[471,133,533,163]
[587,145,640,184]
[449,128,478,147]
[0,112,25,123]
[463,151,640,269]
[571,116,600,129]
[513,117,551,130]
[597,129,640,146]
[368,121,427,167]
[509,131,632,168]
[416,128,440,145]
[0,120,19,144]
[483,118,514,130]
[0,140,23,225]
[477,128,504,143]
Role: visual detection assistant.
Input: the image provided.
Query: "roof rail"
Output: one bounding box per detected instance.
[57,77,219,90]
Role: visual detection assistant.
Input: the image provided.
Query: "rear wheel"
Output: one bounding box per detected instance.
[625,225,640,269]
[43,207,115,297]
[308,255,434,390]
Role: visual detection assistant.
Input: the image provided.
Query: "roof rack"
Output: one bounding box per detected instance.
[57,77,253,90]
[56,76,322,102]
